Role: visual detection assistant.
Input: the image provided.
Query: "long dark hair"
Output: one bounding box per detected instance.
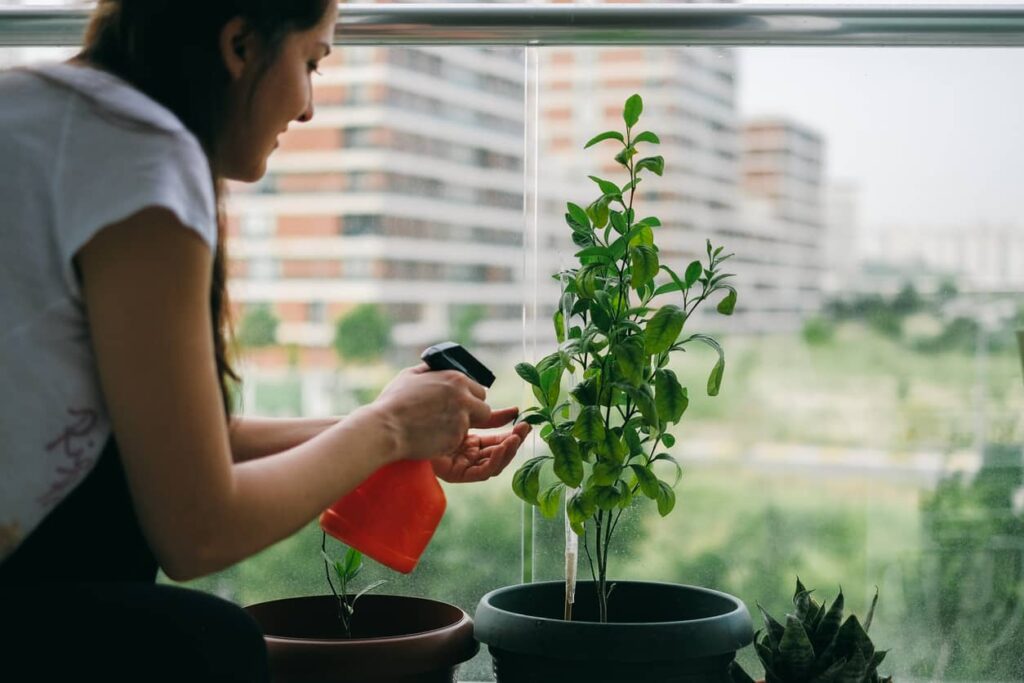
[79,0,332,415]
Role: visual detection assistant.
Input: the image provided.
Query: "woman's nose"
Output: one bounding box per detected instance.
[297,100,314,123]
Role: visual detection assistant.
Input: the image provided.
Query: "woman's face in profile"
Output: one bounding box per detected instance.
[220,3,338,182]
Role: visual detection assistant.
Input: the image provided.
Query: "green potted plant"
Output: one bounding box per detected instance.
[474,94,753,681]
[244,532,478,683]
[730,579,894,683]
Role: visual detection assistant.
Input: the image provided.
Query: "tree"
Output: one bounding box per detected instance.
[238,304,279,348]
[333,304,392,362]
[450,304,487,346]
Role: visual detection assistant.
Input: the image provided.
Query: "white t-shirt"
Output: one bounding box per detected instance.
[0,63,217,563]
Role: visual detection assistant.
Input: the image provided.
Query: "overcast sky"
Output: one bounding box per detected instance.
[738,46,1024,233]
[737,1,1024,233]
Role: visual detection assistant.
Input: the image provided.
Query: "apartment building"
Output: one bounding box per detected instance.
[739,118,828,327]
[226,45,526,364]
[538,54,829,333]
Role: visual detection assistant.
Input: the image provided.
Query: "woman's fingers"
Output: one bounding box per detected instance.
[479,406,519,429]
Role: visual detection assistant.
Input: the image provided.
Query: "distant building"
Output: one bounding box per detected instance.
[859,223,1024,295]
[738,118,827,328]
[822,180,861,293]
[226,45,526,364]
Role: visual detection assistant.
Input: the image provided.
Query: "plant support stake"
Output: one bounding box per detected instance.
[561,269,579,622]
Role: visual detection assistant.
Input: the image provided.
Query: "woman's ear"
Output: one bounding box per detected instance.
[219,16,254,81]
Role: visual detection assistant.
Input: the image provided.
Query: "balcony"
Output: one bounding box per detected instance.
[2,3,1024,681]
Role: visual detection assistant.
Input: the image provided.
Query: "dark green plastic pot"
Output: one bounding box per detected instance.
[474,581,753,683]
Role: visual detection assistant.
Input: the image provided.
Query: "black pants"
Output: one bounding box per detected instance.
[0,437,270,682]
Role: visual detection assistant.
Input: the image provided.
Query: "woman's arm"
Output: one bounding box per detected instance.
[229,416,340,462]
[78,208,494,582]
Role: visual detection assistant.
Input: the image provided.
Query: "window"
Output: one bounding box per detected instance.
[5,8,1024,682]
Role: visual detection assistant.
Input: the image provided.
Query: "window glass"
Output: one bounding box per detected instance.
[4,14,1024,683]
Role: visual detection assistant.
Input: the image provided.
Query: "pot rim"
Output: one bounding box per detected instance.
[479,580,749,627]
[247,593,473,646]
[474,580,754,661]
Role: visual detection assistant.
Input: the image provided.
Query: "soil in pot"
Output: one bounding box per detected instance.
[474,580,754,683]
[246,594,478,683]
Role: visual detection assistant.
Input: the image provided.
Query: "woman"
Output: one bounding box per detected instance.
[0,1,529,679]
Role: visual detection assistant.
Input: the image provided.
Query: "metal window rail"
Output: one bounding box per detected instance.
[2,3,1024,48]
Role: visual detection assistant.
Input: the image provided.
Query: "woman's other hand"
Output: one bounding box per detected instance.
[431,407,531,483]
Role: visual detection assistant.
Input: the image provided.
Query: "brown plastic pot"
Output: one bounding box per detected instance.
[245,594,478,683]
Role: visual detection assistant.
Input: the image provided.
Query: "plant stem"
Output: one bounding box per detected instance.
[322,532,352,638]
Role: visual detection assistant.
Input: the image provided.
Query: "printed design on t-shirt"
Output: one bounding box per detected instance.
[37,407,100,508]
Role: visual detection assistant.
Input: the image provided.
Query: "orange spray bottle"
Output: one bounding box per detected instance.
[319,343,496,573]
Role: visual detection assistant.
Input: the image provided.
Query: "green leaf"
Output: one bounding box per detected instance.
[779,615,815,680]
[652,452,683,486]
[864,586,879,632]
[655,481,676,516]
[575,263,604,299]
[645,305,686,354]
[590,460,622,486]
[613,336,645,386]
[574,246,613,261]
[588,175,622,199]
[566,202,591,230]
[684,260,703,287]
[584,130,625,148]
[814,590,845,655]
[572,405,606,443]
[682,334,726,397]
[620,383,658,428]
[589,298,613,332]
[623,93,643,128]
[633,131,660,145]
[661,433,676,448]
[614,479,633,509]
[630,245,659,289]
[592,485,619,511]
[571,378,598,406]
[554,309,566,344]
[717,286,737,315]
[589,198,610,229]
[629,225,655,248]
[630,464,660,499]
[511,456,549,505]
[635,155,665,176]
[550,434,583,488]
[614,145,637,167]
[623,423,643,456]
[837,643,868,683]
[538,483,564,519]
[810,656,848,683]
[520,413,549,426]
[597,429,628,464]
[609,210,628,235]
[342,547,363,580]
[795,587,816,623]
[539,363,563,407]
[708,357,725,397]
[566,493,589,536]
[759,604,786,649]
[655,369,689,424]
[515,362,541,387]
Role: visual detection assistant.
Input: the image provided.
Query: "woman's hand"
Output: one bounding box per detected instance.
[431,407,531,483]
[370,364,495,463]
